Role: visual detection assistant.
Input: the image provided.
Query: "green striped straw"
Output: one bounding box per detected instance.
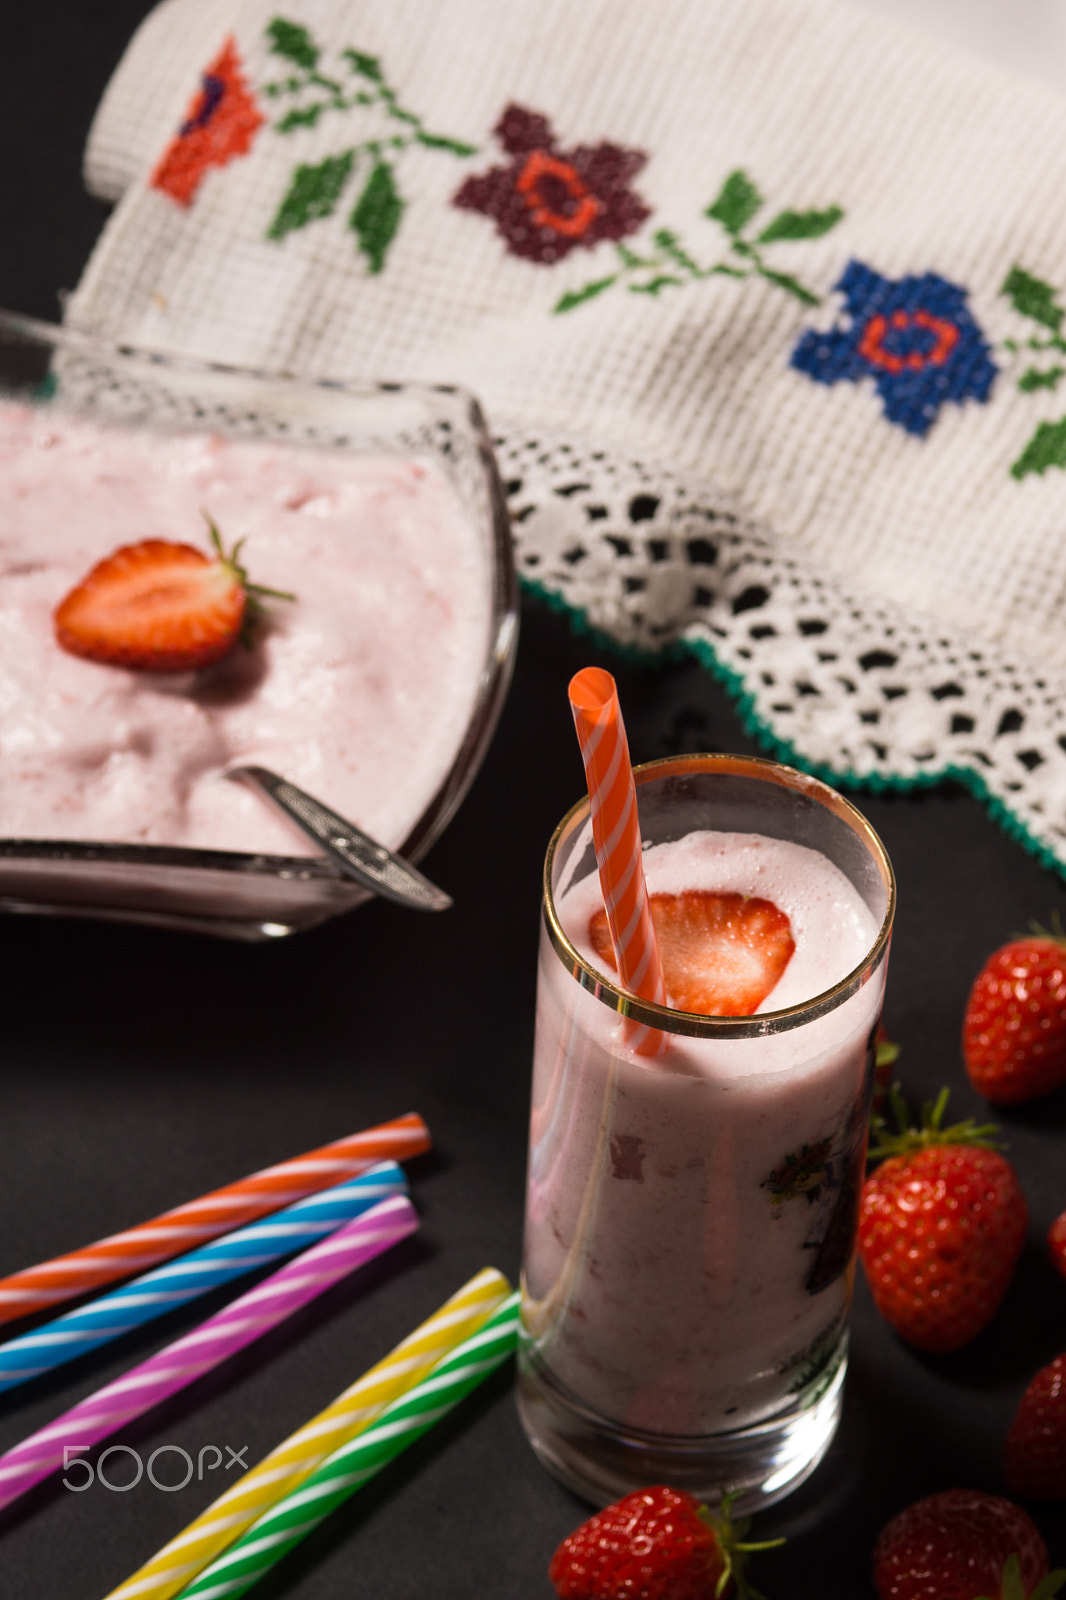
[174,1291,520,1600]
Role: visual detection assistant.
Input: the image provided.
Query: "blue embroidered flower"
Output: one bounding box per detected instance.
[791,261,997,437]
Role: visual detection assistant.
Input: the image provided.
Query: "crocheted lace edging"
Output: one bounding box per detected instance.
[495,420,1066,882]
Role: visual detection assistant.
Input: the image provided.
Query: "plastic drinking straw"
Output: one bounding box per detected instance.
[104,1267,512,1600]
[172,1291,521,1600]
[568,667,667,1055]
[0,1193,418,1513]
[0,1112,429,1327]
[0,1163,408,1394]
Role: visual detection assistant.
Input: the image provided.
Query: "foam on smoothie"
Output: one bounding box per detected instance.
[558,829,879,1015]
[0,401,491,854]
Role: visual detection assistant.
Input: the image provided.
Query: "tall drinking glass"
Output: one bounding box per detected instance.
[517,755,894,1512]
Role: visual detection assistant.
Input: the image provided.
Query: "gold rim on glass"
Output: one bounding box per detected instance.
[542,753,896,1039]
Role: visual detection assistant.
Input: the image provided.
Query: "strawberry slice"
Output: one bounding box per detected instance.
[54,517,292,673]
[590,890,795,1016]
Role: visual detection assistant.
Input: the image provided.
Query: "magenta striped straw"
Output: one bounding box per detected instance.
[0,1193,418,1513]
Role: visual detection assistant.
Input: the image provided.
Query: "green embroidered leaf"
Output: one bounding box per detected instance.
[276,102,329,133]
[415,130,478,156]
[652,229,700,274]
[267,17,319,71]
[1019,365,1066,392]
[267,150,355,240]
[630,275,685,296]
[553,276,619,313]
[1010,416,1066,479]
[350,160,404,272]
[756,205,843,244]
[342,48,383,81]
[706,171,763,235]
[757,266,819,306]
[615,242,647,269]
[1002,265,1064,332]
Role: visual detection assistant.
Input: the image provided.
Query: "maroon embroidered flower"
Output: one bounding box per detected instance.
[152,38,264,207]
[452,104,650,265]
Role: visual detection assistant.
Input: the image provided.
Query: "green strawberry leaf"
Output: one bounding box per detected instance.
[1011,416,1066,479]
[554,276,619,313]
[266,17,319,71]
[1019,365,1066,393]
[868,1084,1000,1163]
[756,205,844,244]
[1002,265,1064,332]
[706,170,763,235]
[267,150,355,239]
[977,1555,1066,1600]
[350,160,404,273]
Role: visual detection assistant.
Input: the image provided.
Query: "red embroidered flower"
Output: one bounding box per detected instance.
[452,104,650,265]
[152,38,264,207]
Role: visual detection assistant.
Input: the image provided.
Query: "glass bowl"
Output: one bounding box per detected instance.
[0,311,517,939]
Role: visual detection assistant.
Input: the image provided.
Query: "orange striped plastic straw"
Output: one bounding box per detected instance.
[568,667,667,1056]
[0,1112,430,1327]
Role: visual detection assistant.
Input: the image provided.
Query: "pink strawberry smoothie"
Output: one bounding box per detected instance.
[0,401,491,855]
[522,829,886,1437]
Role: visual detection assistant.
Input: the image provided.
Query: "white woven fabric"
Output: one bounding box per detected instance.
[65,0,1066,873]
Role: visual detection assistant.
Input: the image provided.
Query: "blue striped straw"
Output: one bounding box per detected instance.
[0,1162,407,1392]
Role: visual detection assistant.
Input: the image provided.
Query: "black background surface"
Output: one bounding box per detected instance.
[0,6,1064,1595]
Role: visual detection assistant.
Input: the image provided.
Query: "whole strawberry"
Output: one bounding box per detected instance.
[858,1088,1027,1352]
[1006,1355,1066,1502]
[873,1488,1062,1600]
[548,1486,782,1600]
[963,929,1066,1105]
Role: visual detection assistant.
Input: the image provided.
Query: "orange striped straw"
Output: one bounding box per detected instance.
[568,667,667,1056]
[0,1112,430,1327]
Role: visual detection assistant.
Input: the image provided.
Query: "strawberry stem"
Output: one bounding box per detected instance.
[876,1038,900,1070]
[866,1084,1001,1165]
[1024,910,1066,947]
[974,1555,1066,1600]
[201,512,295,649]
[699,1493,785,1599]
[201,512,297,602]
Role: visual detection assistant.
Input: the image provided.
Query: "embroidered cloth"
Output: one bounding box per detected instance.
[65,0,1066,874]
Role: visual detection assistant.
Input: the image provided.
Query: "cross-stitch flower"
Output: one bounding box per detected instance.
[791,261,997,437]
[452,104,650,265]
[152,38,264,207]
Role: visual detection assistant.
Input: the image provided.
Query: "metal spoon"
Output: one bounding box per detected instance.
[227,765,452,912]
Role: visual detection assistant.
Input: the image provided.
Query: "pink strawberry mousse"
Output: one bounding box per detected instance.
[0,401,491,855]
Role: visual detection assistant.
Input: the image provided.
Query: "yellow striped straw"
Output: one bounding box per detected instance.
[102,1266,511,1600]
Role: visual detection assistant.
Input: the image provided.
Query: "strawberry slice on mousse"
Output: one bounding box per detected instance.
[54,517,292,673]
[590,890,795,1016]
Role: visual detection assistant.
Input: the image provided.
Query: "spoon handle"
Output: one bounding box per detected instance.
[228,765,452,912]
